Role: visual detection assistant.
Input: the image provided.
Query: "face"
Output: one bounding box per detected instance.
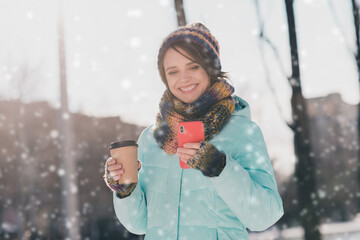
[163,47,211,104]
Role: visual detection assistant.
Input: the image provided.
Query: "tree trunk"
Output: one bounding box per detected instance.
[351,0,360,213]
[284,1,322,239]
[174,0,187,27]
[57,0,80,239]
[15,102,27,240]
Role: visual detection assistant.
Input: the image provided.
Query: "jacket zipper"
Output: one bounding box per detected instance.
[177,169,184,240]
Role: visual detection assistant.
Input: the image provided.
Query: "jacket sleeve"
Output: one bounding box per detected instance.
[209,120,284,231]
[113,134,148,235]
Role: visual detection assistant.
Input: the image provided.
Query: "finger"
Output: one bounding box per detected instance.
[108,163,122,171]
[110,169,124,177]
[113,174,122,181]
[183,142,201,149]
[177,152,193,161]
[106,158,112,165]
[107,157,117,165]
[177,147,198,156]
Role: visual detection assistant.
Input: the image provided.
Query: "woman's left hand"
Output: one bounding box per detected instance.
[176,142,201,165]
[178,141,226,177]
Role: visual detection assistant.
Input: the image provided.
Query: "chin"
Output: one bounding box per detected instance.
[179,97,198,104]
[174,91,201,104]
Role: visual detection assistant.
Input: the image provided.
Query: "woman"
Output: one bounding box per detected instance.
[104,23,284,239]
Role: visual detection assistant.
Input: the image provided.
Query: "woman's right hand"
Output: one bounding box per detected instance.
[103,157,142,197]
[105,157,124,181]
[103,157,124,193]
[104,157,142,181]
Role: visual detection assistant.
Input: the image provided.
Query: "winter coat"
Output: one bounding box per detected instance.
[113,96,284,240]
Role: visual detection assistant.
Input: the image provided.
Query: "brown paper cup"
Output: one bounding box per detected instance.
[108,140,138,185]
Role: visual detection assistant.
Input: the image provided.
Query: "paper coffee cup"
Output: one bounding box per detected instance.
[108,140,138,185]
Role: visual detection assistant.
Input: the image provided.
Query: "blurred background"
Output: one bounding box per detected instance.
[0,0,359,239]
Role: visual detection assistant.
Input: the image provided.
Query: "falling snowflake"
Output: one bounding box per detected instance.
[72,59,81,68]
[27,11,34,19]
[70,184,78,194]
[57,168,65,176]
[140,55,148,62]
[245,144,253,152]
[75,35,82,41]
[129,37,141,48]
[63,112,70,120]
[127,9,142,18]
[121,79,132,89]
[50,130,59,138]
[49,165,56,172]
[158,0,169,7]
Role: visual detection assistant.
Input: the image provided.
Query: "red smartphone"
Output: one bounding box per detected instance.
[177,121,205,169]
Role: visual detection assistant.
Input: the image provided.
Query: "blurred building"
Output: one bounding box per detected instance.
[307,93,358,221]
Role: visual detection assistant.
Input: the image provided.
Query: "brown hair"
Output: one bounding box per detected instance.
[158,41,229,88]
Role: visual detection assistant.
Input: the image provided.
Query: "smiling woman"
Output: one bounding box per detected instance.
[163,47,211,103]
[103,22,284,240]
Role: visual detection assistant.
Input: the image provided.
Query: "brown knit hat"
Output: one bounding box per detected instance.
[157,22,221,72]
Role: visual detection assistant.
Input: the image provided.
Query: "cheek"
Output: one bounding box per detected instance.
[200,74,211,89]
[167,78,177,93]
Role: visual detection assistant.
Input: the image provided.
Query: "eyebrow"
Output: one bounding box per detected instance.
[165,62,196,72]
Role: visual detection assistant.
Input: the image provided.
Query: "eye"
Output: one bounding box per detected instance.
[190,65,200,70]
[168,71,177,75]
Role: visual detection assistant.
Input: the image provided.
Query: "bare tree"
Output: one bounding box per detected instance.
[253,0,321,239]
[174,0,187,27]
[57,0,80,239]
[253,0,290,126]
[350,0,360,212]
[284,1,321,239]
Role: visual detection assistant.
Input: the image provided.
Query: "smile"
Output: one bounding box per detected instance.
[179,84,197,93]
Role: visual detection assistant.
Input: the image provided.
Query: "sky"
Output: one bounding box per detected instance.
[0,0,358,179]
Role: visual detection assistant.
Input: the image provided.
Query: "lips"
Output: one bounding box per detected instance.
[179,84,197,93]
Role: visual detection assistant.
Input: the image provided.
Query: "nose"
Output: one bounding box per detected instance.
[179,70,191,82]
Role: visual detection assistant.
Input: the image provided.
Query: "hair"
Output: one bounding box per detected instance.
[158,41,230,88]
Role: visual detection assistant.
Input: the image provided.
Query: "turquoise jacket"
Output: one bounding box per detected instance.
[113,96,284,240]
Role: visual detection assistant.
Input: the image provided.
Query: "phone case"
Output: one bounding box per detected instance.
[177,121,205,169]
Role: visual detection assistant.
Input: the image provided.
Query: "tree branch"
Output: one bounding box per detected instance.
[253,0,293,129]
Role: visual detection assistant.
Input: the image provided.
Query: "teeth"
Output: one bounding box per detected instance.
[180,84,196,92]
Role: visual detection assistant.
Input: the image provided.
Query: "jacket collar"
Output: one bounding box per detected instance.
[233,95,251,120]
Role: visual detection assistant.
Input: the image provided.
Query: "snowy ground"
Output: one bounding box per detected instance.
[250,231,360,240]
[250,214,360,240]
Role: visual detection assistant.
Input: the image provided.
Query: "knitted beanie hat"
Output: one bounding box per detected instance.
[157,22,221,73]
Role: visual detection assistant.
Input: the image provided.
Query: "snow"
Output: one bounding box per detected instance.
[26,11,34,19]
[250,214,360,240]
[0,1,358,239]
[129,37,141,48]
[75,35,82,41]
[70,184,78,194]
[121,79,132,89]
[140,55,148,62]
[158,0,170,7]
[57,168,65,176]
[217,3,224,9]
[127,9,142,18]
[49,165,56,172]
[72,58,81,68]
[50,129,59,138]
[318,189,327,199]
[62,113,70,120]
